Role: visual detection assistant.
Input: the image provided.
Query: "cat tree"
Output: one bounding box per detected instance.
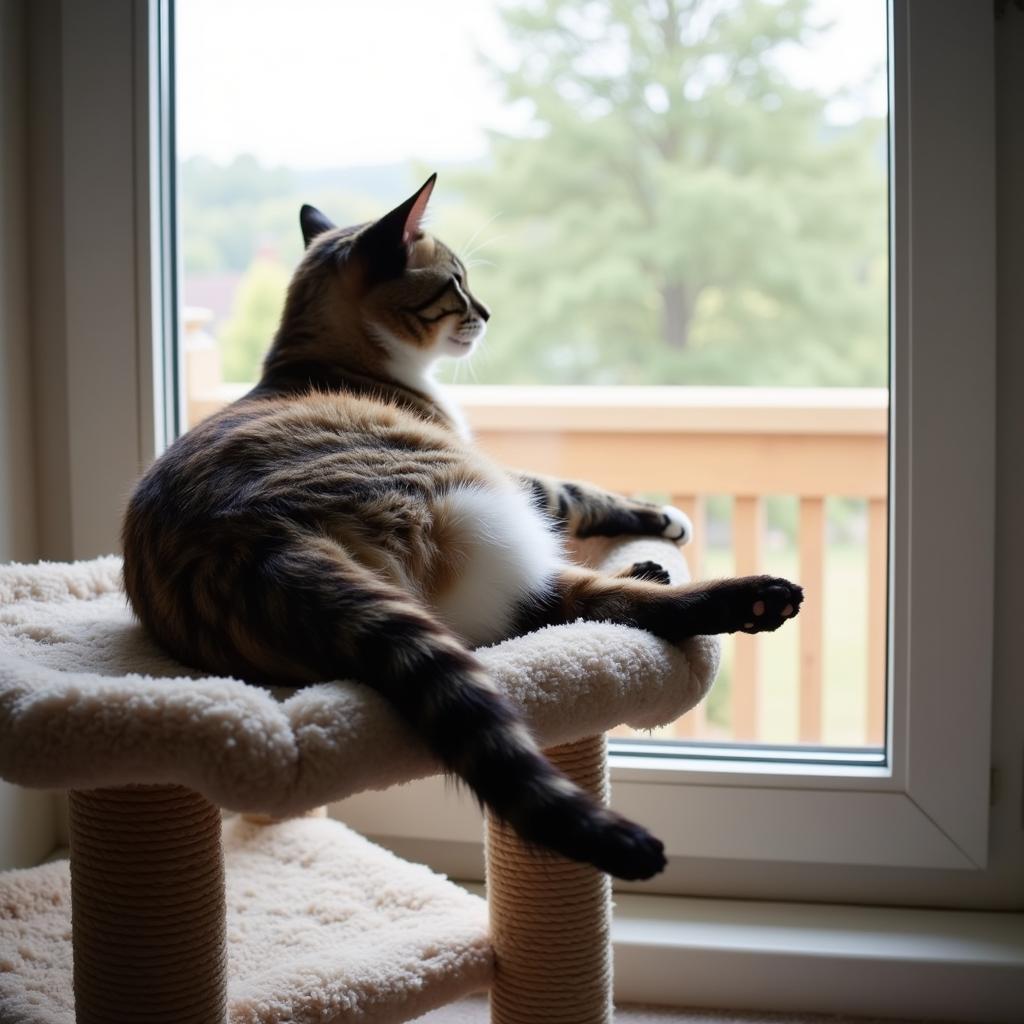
[0,536,717,1024]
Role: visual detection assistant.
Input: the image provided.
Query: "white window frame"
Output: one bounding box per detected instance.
[336,0,1001,890]
[29,0,173,560]
[46,0,1011,904]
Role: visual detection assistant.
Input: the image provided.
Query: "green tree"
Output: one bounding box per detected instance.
[218,257,290,382]
[180,155,298,273]
[179,155,422,275]
[451,0,887,387]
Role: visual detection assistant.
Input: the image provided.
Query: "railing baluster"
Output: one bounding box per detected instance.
[867,498,888,746]
[673,709,699,739]
[798,497,826,743]
[732,496,762,742]
[670,494,707,739]
[671,493,705,581]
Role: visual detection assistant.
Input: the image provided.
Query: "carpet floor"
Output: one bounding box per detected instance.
[414,995,942,1023]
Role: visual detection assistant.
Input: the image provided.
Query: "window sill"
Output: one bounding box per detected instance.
[47,842,1023,1020]
[612,894,1023,1021]
[461,884,1023,1021]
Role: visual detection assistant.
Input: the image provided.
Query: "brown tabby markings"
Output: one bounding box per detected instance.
[122,176,802,881]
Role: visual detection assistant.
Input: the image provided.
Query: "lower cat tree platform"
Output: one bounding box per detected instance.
[0,537,718,1024]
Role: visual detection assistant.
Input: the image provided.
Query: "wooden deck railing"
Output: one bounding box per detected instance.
[454,386,889,747]
[183,321,888,748]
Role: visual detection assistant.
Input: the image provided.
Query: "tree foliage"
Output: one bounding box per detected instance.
[180,1,888,389]
[218,257,290,382]
[446,0,887,386]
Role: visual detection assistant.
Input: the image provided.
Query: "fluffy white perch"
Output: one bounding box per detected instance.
[0,538,718,818]
[0,813,496,1024]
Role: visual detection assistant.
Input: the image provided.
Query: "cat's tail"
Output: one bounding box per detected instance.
[242,536,666,881]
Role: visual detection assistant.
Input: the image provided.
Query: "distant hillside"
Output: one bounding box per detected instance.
[293,163,415,203]
[180,154,487,209]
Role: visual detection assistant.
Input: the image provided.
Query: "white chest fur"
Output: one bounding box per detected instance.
[431,482,563,648]
[376,328,473,441]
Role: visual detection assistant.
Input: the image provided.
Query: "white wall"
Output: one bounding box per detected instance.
[990,7,1024,909]
[0,0,57,870]
[26,0,72,560]
[0,3,34,558]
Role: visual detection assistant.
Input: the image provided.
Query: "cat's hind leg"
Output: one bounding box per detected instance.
[516,566,802,643]
[239,537,666,880]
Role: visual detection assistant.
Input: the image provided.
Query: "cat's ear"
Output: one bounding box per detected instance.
[300,204,336,248]
[393,173,436,245]
[355,174,437,281]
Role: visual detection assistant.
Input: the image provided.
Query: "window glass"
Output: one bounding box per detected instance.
[176,0,889,755]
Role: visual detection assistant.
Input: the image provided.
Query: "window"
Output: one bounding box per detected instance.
[166,0,1000,897]
[56,0,1005,905]
[175,0,890,760]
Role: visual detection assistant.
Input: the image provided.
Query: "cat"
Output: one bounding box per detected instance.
[122,175,802,880]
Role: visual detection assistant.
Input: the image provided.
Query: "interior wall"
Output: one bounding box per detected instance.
[0,3,34,559]
[0,0,57,870]
[990,3,1024,905]
[26,0,71,561]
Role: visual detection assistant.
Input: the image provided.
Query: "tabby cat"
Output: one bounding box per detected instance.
[122,175,802,880]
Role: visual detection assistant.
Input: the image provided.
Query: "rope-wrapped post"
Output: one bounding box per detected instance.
[68,785,228,1024]
[486,734,613,1024]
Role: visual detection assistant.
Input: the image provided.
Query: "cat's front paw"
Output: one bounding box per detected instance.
[622,560,672,585]
[660,505,692,544]
[720,576,803,634]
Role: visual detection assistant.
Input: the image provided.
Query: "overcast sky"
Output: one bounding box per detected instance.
[176,0,887,170]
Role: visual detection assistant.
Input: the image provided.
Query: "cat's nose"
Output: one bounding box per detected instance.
[473,299,491,322]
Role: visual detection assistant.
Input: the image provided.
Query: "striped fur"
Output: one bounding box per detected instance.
[515,471,692,542]
[122,177,802,880]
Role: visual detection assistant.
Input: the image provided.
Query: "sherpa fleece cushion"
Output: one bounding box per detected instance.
[0,540,718,817]
[0,815,493,1024]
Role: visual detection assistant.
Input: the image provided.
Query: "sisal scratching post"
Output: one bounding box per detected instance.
[486,734,613,1024]
[68,785,228,1024]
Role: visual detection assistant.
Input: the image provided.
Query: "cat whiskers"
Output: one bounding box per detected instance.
[463,324,488,383]
[462,234,508,262]
[459,212,503,261]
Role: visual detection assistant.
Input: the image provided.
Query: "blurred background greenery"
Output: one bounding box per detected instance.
[179,0,887,390]
[178,0,889,748]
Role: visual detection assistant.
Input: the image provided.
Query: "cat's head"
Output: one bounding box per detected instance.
[286,175,489,378]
